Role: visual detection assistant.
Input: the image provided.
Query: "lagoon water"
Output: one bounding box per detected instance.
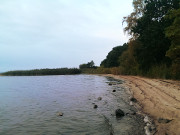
[0,75,144,135]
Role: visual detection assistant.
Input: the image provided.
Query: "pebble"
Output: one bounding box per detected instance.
[57,112,63,116]
[130,97,137,103]
[98,97,102,100]
[144,116,151,123]
[94,105,98,109]
[158,118,172,123]
[115,109,125,117]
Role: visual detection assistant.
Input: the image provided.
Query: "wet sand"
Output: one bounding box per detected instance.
[103,74,180,135]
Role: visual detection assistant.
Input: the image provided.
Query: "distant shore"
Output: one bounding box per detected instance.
[102,74,180,135]
[0,68,81,76]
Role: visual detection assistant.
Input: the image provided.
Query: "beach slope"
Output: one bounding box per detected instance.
[105,75,180,135]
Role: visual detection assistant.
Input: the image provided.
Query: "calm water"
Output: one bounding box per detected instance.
[0,75,144,135]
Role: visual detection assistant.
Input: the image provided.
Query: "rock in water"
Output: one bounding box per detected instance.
[98,97,102,100]
[115,109,125,117]
[94,105,98,109]
[131,111,136,115]
[57,112,63,116]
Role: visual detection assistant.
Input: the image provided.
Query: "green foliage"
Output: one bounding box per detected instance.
[109,67,121,75]
[171,62,180,79]
[97,0,180,79]
[123,0,145,39]
[131,0,179,72]
[165,8,180,61]
[146,64,171,79]
[165,8,180,79]
[81,67,111,74]
[100,43,128,68]
[1,68,81,76]
[81,67,125,75]
[119,40,140,75]
[79,60,95,69]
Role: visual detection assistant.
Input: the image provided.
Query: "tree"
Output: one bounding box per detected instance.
[79,60,95,69]
[119,40,140,75]
[87,60,95,68]
[165,8,180,78]
[165,8,180,60]
[131,0,179,71]
[100,43,128,68]
[123,0,145,39]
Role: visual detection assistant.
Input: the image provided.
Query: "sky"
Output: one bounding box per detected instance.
[0,0,133,72]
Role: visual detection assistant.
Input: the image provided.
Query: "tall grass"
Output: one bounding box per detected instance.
[146,64,171,79]
[1,68,81,76]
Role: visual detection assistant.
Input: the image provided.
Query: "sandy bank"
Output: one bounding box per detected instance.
[103,74,180,135]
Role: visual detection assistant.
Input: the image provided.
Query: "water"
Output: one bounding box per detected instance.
[0,75,145,135]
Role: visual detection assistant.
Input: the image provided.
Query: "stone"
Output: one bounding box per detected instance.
[144,123,157,135]
[158,118,172,123]
[94,104,98,109]
[130,97,137,103]
[144,116,151,123]
[131,112,136,115]
[98,97,102,100]
[144,125,151,135]
[126,111,136,115]
[57,112,63,116]
[112,90,116,92]
[115,109,125,117]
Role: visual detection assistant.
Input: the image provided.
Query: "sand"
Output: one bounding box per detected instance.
[103,74,180,135]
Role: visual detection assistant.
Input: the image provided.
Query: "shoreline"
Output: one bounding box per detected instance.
[102,74,180,135]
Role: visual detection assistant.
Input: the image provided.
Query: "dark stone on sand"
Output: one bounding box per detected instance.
[115,109,125,117]
[112,90,116,92]
[130,97,137,103]
[158,118,172,123]
[94,105,98,109]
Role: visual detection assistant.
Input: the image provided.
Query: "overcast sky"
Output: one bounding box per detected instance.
[0,0,133,72]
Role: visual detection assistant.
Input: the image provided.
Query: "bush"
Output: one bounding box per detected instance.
[146,64,171,79]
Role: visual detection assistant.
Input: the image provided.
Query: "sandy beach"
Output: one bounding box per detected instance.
[103,74,180,135]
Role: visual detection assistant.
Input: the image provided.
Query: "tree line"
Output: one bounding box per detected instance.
[100,0,180,79]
